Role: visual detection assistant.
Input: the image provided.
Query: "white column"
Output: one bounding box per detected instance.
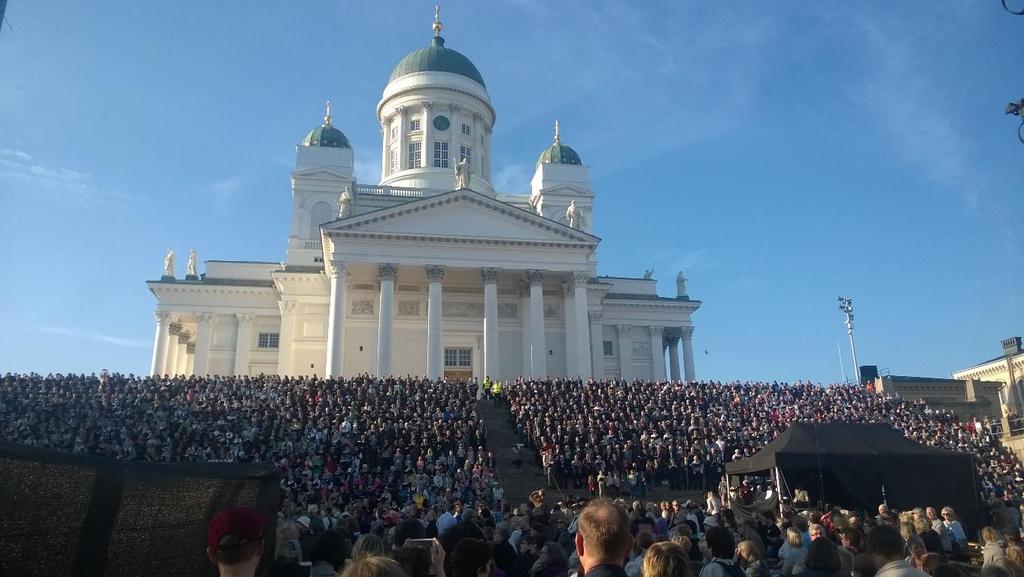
[193,312,215,377]
[381,118,389,177]
[233,313,255,376]
[667,335,681,382]
[150,311,171,377]
[572,272,592,380]
[649,326,666,382]
[422,102,433,169]
[326,263,348,378]
[617,325,633,380]
[399,107,409,170]
[377,263,397,377]
[426,265,445,380]
[681,326,696,382]
[520,282,531,377]
[589,311,604,380]
[482,267,500,380]
[175,330,191,376]
[185,342,196,375]
[277,302,297,376]
[564,283,576,376]
[164,321,181,376]
[527,269,547,378]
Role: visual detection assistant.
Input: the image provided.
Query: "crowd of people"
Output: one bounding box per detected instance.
[208,490,1002,577]
[503,379,1023,502]
[0,372,503,516]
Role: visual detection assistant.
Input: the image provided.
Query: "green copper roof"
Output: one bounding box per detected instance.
[389,36,486,88]
[538,143,582,165]
[301,124,351,149]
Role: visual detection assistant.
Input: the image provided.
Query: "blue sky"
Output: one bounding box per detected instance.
[0,1,1020,382]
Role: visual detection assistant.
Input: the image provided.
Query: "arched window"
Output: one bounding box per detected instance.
[309,201,334,238]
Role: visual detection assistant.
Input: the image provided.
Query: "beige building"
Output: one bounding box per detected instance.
[953,337,1024,415]
[871,375,1004,418]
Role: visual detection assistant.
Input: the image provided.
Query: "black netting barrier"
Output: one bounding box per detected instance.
[0,443,280,577]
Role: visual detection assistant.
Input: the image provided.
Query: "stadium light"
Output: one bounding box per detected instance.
[1007,99,1024,144]
[838,297,861,386]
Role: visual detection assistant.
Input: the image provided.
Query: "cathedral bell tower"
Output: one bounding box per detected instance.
[287,102,355,266]
[529,121,594,234]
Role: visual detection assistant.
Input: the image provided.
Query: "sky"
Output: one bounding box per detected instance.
[0,1,1020,383]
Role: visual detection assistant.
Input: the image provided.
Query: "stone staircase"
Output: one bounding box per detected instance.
[477,399,706,508]
[478,398,547,507]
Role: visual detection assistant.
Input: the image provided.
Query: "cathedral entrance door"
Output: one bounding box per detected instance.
[443,347,473,381]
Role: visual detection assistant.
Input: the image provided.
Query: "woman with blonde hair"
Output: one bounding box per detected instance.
[643,541,691,577]
[353,534,387,560]
[736,540,768,577]
[777,528,807,577]
[341,556,409,577]
[984,526,1008,567]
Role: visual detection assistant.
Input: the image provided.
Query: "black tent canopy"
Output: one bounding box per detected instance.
[725,423,981,524]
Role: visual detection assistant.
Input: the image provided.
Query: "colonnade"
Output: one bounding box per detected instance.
[324,263,592,380]
[149,266,696,381]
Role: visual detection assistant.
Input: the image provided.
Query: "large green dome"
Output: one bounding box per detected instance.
[389,36,486,88]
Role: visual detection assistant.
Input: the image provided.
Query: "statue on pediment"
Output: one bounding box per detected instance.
[455,156,471,190]
[566,199,584,229]
[676,271,688,297]
[338,185,353,218]
[186,249,198,278]
[163,248,175,278]
[643,268,654,280]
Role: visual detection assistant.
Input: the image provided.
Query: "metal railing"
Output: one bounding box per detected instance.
[1010,416,1024,437]
[356,184,447,198]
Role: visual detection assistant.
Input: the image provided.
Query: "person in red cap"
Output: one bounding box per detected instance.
[207,507,268,577]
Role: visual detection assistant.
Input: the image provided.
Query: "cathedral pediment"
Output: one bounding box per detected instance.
[291,167,351,180]
[322,188,599,246]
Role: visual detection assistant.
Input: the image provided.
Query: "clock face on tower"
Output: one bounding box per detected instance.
[432,115,451,131]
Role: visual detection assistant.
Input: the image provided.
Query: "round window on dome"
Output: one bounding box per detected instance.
[433,115,451,131]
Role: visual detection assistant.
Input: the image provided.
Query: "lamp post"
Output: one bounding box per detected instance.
[1007,99,1024,144]
[838,297,861,385]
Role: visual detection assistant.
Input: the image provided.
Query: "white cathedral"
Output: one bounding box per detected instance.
[147,14,700,382]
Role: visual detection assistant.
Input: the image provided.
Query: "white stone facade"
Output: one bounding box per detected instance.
[146,19,700,381]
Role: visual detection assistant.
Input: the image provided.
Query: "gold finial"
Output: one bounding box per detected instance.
[433,4,443,37]
[324,100,332,126]
[554,120,561,145]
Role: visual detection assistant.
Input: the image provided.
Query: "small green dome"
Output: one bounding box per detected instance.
[538,143,582,165]
[389,36,486,88]
[301,123,351,149]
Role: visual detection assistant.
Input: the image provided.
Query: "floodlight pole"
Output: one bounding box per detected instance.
[838,297,861,385]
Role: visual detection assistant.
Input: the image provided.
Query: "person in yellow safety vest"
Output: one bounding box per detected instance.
[492,381,502,406]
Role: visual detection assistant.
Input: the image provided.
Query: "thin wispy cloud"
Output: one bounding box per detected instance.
[499,3,778,161]
[35,326,150,349]
[849,17,984,208]
[354,151,378,184]
[493,163,531,193]
[0,148,132,207]
[210,176,242,205]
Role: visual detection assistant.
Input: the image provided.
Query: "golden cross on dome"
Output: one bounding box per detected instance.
[554,120,561,145]
[433,5,443,37]
[324,100,332,126]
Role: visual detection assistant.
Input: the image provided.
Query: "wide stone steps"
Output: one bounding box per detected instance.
[477,398,707,509]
